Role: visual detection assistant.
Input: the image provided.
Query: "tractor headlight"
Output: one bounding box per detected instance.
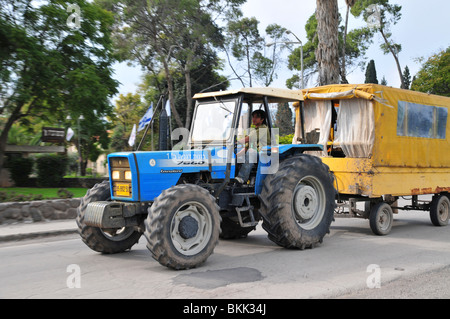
[125,171,132,181]
[112,170,121,180]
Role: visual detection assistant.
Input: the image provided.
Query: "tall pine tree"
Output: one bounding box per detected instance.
[365,60,378,84]
[275,103,294,136]
[403,65,411,89]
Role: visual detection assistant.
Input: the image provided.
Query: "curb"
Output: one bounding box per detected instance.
[0,220,79,243]
[0,229,78,242]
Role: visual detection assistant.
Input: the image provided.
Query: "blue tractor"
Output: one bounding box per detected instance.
[77,88,336,270]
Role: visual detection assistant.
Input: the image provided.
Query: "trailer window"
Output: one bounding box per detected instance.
[397,101,448,139]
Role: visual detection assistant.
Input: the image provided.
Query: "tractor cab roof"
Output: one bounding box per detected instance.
[193,87,304,104]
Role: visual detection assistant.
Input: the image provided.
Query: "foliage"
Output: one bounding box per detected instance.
[365,60,378,84]
[6,157,34,187]
[288,11,373,87]
[0,0,119,173]
[225,17,289,88]
[411,48,450,97]
[402,65,411,89]
[36,154,68,187]
[101,0,243,128]
[0,187,86,202]
[351,0,405,88]
[57,188,74,199]
[0,191,43,203]
[279,134,294,145]
[275,103,294,136]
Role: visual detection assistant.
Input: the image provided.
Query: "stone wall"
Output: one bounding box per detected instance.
[0,198,81,225]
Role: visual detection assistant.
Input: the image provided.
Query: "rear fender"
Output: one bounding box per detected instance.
[254,144,323,194]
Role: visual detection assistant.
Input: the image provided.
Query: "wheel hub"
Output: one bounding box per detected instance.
[294,184,318,220]
[170,202,213,256]
[178,215,199,239]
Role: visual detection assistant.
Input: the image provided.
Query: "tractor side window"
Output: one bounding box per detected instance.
[237,103,250,143]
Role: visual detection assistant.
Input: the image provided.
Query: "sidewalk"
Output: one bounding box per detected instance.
[0,220,78,242]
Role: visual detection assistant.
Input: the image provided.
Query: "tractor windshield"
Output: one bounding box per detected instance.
[191,100,235,144]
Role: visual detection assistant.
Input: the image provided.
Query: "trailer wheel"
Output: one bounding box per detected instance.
[77,181,142,254]
[430,194,450,227]
[260,155,336,249]
[144,184,221,270]
[369,202,393,236]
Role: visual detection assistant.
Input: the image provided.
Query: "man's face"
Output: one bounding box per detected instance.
[252,114,264,127]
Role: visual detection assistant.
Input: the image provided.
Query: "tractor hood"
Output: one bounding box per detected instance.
[108,147,235,202]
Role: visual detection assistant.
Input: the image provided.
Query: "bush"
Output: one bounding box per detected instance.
[57,188,74,199]
[36,154,68,187]
[7,157,34,186]
[279,134,295,145]
[0,191,43,202]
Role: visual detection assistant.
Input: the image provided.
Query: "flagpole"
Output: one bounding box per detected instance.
[136,94,165,151]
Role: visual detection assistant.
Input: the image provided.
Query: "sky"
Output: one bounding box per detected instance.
[112,0,450,98]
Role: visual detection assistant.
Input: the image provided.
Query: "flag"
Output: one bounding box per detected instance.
[66,128,74,141]
[138,103,153,132]
[128,124,137,147]
[165,99,171,117]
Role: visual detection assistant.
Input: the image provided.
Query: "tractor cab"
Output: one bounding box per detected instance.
[189,88,319,192]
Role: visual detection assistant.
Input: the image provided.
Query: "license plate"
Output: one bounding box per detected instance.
[116,184,131,197]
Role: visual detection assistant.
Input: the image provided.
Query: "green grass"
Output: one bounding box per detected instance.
[0,187,88,199]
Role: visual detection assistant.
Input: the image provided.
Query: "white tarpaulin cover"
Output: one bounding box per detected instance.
[334,99,375,158]
[303,100,331,157]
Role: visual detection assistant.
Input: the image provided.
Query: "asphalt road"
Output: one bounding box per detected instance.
[1,209,449,299]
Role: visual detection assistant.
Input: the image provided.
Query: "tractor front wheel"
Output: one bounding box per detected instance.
[144,184,221,270]
[77,181,142,254]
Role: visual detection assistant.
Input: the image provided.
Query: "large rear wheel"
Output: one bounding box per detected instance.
[260,155,336,249]
[144,184,221,270]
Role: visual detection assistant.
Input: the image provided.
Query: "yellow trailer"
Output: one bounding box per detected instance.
[293,84,450,235]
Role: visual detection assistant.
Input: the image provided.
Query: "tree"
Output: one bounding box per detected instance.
[315,0,340,85]
[102,0,244,128]
[351,0,406,88]
[226,18,289,88]
[108,93,146,152]
[365,60,378,84]
[289,7,373,88]
[341,0,358,84]
[275,103,294,136]
[411,48,450,97]
[402,65,411,89]
[0,0,118,173]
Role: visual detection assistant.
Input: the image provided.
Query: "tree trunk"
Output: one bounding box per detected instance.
[340,4,351,84]
[0,103,24,173]
[379,26,406,89]
[316,0,340,86]
[184,64,193,129]
[162,60,183,128]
